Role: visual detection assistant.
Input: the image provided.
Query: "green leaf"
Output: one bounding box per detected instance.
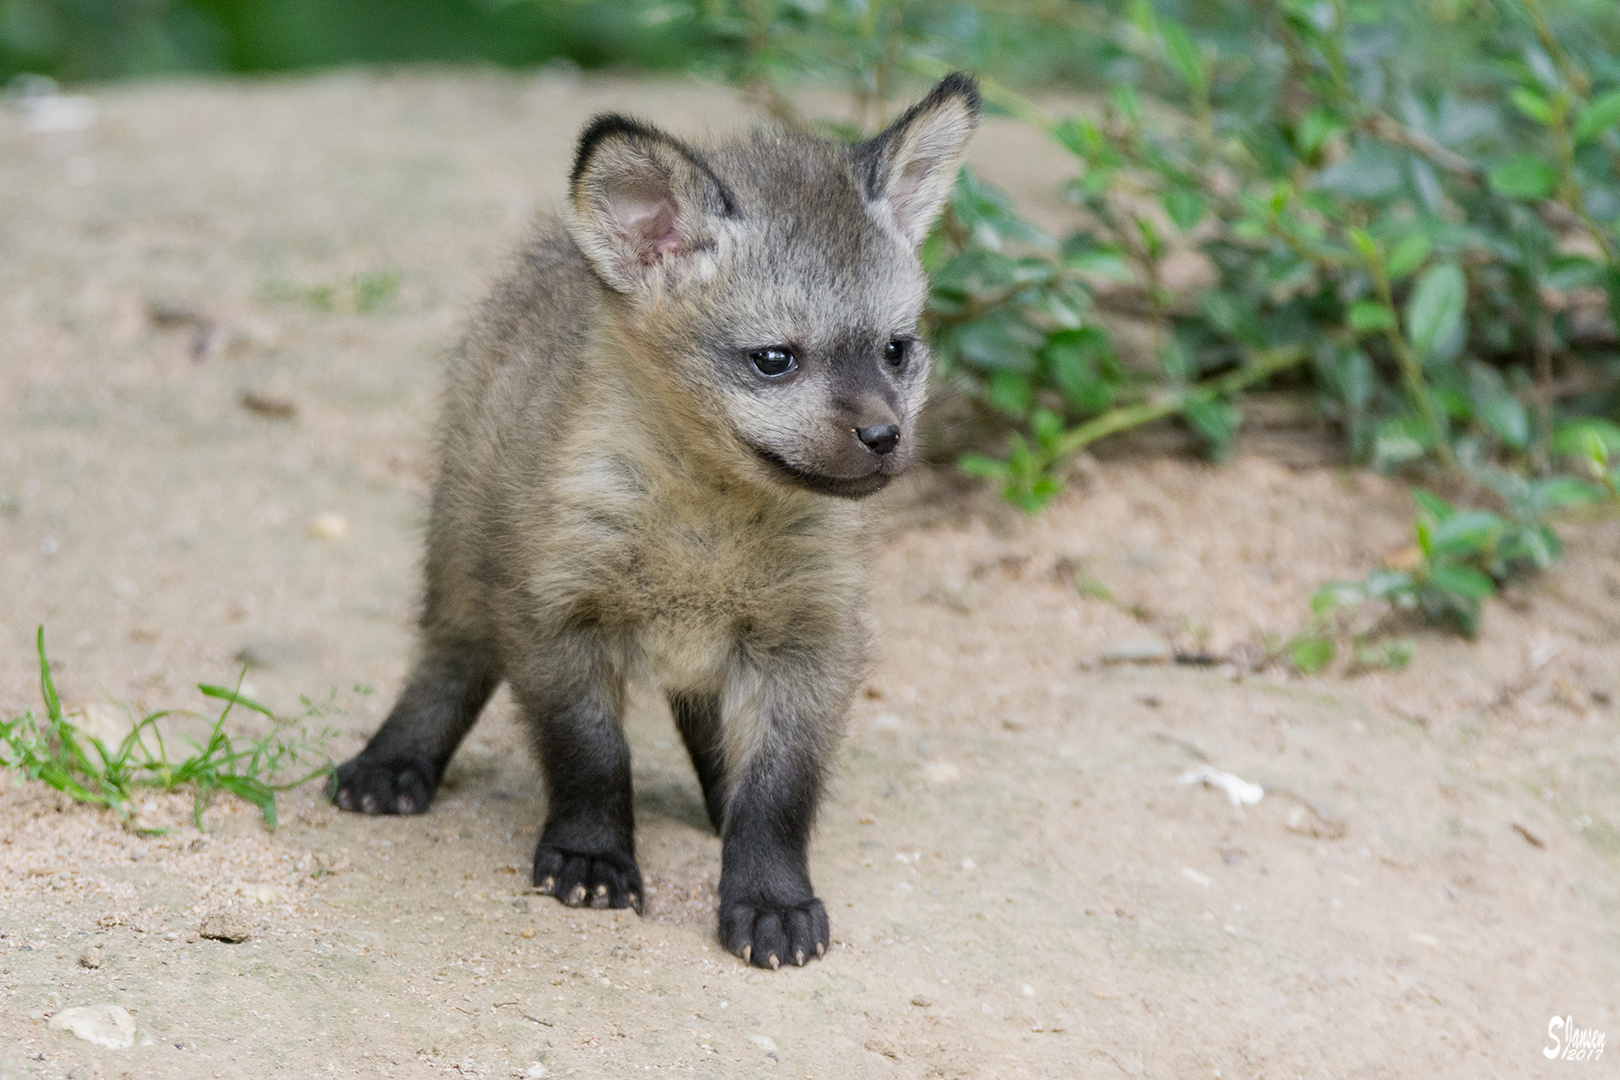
[1384,233,1431,280]
[1552,418,1620,458]
[1348,300,1396,332]
[1311,582,1365,615]
[1531,478,1604,509]
[1479,394,1529,449]
[958,453,1010,480]
[1128,0,1159,37]
[1371,417,1429,471]
[1063,247,1133,281]
[1182,396,1242,460]
[1573,90,1620,144]
[1290,636,1336,675]
[1164,189,1206,231]
[1427,564,1496,600]
[197,683,276,720]
[1161,22,1207,98]
[1294,108,1343,156]
[1111,84,1141,126]
[1377,638,1416,671]
[214,775,278,827]
[1405,262,1467,359]
[1487,156,1559,200]
[989,370,1034,416]
[953,315,1041,373]
[1510,87,1554,125]
[36,627,62,725]
[1412,488,1455,522]
[1317,148,1404,200]
[1363,569,1415,599]
[1430,510,1504,557]
[1031,408,1065,450]
[1043,328,1117,413]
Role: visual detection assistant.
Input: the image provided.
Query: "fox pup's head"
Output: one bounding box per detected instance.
[566,75,979,499]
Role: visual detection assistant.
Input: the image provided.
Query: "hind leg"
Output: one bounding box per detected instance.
[330,636,501,815]
[670,692,728,834]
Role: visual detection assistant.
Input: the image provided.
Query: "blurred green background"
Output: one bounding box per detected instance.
[0,0,699,83]
[4,0,1122,88]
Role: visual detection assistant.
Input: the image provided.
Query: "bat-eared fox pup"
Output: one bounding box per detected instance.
[331,74,980,970]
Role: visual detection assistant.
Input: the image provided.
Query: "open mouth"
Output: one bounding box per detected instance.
[749,446,895,499]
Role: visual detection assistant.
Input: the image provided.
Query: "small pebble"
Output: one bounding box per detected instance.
[525,1064,547,1079]
[910,996,931,1008]
[308,511,349,541]
[238,883,283,904]
[921,761,961,784]
[77,946,102,969]
[870,712,905,732]
[199,912,251,943]
[1098,638,1172,664]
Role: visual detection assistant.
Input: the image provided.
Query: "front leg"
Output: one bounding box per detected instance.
[716,658,850,969]
[513,634,644,913]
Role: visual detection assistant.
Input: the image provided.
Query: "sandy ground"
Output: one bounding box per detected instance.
[2,70,1618,1079]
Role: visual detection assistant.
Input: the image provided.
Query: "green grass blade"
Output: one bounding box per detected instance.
[36,627,63,724]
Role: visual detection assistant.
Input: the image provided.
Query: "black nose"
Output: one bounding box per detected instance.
[856,423,901,456]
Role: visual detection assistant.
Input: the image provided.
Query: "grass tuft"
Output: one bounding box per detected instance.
[0,627,336,830]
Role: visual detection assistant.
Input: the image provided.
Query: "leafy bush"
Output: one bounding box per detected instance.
[694,0,1620,639]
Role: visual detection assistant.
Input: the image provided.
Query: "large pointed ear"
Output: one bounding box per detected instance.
[567,115,738,293]
[855,73,980,247]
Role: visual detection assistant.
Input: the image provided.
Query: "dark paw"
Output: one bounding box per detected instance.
[329,755,436,815]
[533,843,643,914]
[720,897,829,970]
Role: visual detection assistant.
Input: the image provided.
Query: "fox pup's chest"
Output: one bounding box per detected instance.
[543,450,860,684]
[606,515,799,690]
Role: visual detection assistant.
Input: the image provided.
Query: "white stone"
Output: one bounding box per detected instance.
[47,1004,136,1049]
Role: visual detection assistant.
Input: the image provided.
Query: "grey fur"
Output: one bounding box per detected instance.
[331,75,979,968]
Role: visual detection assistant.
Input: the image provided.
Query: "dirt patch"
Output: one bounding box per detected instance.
[2,70,1617,1079]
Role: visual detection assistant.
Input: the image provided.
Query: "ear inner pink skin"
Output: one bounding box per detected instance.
[612,187,684,267]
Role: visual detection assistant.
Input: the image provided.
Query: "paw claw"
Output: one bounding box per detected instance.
[567,884,587,906]
[721,896,829,971]
[537,876,555,895]
[330,755,434,816]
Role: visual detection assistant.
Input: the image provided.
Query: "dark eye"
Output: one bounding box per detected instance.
[884,338,909,368]
[749,346,798,379]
